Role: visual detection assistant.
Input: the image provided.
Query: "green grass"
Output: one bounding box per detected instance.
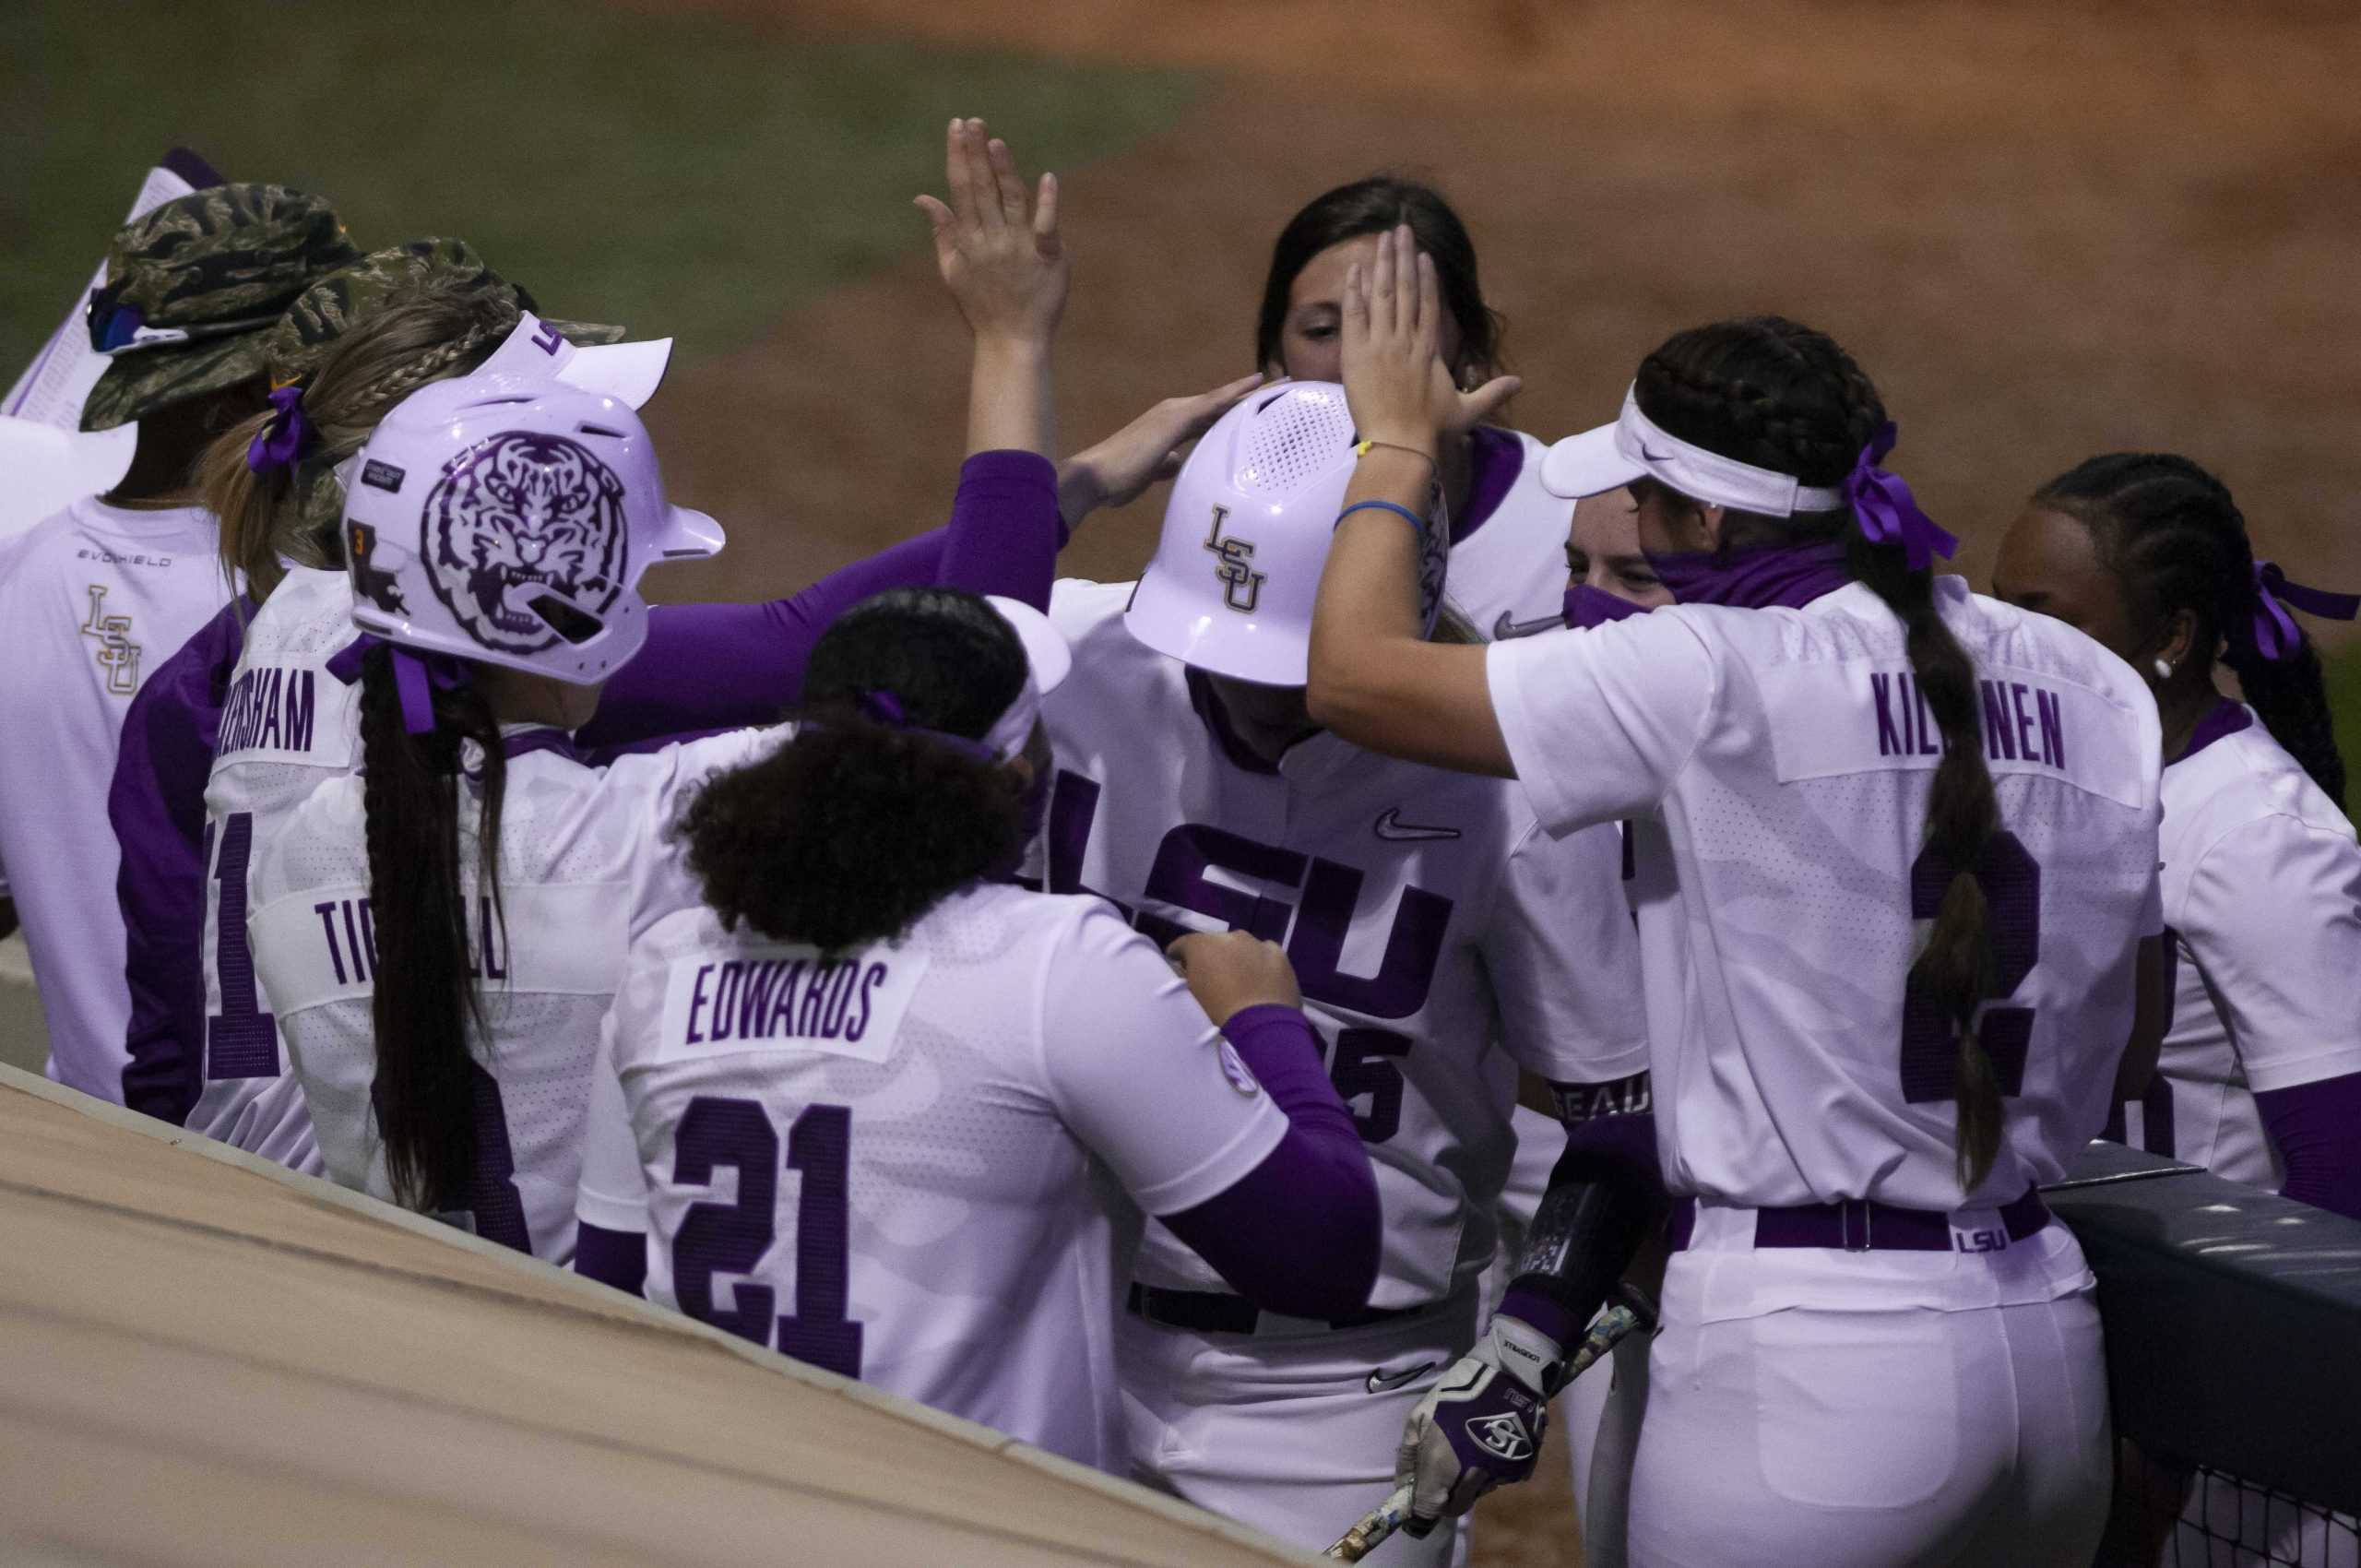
[0,1,1198,367]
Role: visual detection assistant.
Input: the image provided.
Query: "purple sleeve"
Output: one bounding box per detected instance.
[578,452,1060,747]
[1159,1004,1381,1321]
[575,1221,649,1296]
[113,602,246,1123]
[2255,1071,2361,1222]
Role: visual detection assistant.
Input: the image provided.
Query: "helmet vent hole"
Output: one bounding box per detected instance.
[575,422,626,439]
[529,594,603,645]
[1238,388,1357,494]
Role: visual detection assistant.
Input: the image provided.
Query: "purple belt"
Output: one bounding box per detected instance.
[1125,1283,1425,1336]
[1667,1188,2051,1253]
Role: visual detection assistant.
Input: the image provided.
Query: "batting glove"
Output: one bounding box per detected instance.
[1392,1313,1565,1535]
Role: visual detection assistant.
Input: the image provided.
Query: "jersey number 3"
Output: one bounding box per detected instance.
[1900,830,2040,1102]
[671,1097,865,1379]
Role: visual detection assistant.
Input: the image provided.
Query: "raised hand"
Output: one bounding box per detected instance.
[1340,224,1519,454]
[1056,372,1265,529]
[914,117,1068,349]
[1167,930,1303,1024]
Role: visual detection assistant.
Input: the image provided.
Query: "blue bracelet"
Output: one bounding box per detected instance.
[1335,499,1426,536]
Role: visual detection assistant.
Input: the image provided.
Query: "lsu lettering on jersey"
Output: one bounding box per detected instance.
[1489,576,2164,1214]
[1033,580,1647,1309]
[247,725,777,1261]
[1443,427,1576,637]
[190,566,362,1171]
[0,498,230,1096]
[2111,704,2361,1186]
[575,887,1287,1471]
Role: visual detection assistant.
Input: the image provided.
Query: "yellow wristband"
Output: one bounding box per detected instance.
[1354,438,1437,469]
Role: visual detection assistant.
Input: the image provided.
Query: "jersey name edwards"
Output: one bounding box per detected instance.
[1765,660,2148,808]
[658,946,931,1066]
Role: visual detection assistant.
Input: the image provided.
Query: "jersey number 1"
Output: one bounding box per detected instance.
[1900,830,2040,1102]
[205,812,280,1079]
[671,1097,865,1380]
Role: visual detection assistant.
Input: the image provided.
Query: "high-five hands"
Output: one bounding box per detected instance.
[1057,372,1265,528]
[1339,223,1521,454]
[915,117,1068,349]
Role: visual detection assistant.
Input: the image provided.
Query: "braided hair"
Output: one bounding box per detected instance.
[353,644,512,1224]
[2035,453,2344,809]
[1634,315,2010,1192]
[202,281,520,600]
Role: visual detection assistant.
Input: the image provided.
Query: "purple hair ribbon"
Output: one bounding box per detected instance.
[2250,561,2361,661]
[245,384,314,473]
[324,633,472,734]
[1845,423,1956,575]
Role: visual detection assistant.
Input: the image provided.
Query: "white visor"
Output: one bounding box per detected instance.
[472,312,674,410]
[978,595,1071,762]
[1544,386,1844,516]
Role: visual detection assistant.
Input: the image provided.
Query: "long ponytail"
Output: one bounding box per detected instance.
[2037,453,2346,810]
[355,643,509,1216]
[1636,315,2006,1190]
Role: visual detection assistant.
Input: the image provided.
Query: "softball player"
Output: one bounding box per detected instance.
[1032,379,1646,1562]
[1255,177,1572,638]
[572,587,1381,1469]
[1307,229,2167,1567]
[1991,455,2361,1219]
[0,184,358,1101]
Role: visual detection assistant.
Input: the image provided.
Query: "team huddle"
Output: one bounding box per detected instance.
[4,119,2358,1568]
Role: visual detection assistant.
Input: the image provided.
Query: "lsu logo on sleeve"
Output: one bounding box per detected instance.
[658,944,931,1065]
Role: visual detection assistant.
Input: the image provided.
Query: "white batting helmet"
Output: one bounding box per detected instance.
[1124,381,1447,686]
[338,373,723,684]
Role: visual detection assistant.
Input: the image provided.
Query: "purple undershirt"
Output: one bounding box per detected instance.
[111,451,1061,1123]
[1500,1109,1664,1348]
[575,1221,648,1295]
[1452,426,1525,546]
[1157,1003,1381,1320]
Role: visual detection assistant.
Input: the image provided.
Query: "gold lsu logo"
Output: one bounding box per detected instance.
[1202,505,1264,614]
[79,584,142,695]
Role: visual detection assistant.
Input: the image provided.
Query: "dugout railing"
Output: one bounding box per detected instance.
[2047,1141,2361,1566]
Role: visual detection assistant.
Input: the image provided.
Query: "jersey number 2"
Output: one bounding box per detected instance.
[1900,830,2040,1102]
[672,1097,865,1379]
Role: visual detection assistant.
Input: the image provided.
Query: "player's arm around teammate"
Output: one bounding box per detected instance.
[568,588,1377,1467]
[1994,457,2361,1219]
[1308,228,2168,1567]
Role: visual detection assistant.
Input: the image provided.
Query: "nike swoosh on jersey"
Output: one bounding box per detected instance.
[1373,808,1462,842]
[1491,609,1563,640]
[1366,1360,1439,1395]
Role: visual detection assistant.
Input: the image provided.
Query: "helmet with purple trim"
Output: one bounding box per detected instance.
[338,372,722,683]
[1124,381,1448,686]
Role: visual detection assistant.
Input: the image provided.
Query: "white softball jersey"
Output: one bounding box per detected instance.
[1489,576,2165,1215]
[1033,579,1647,1311]
[189,565,362,1170]
[575,888,1288,1472]
[246,725,778,1261]
[1442,427,1573,637]
[0,497,230,1097]
[2114,706,2361,1187]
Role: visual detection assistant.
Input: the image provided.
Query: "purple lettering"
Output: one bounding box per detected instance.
[1871,673,1901,757]
[711,963,742,1042]
[340,899,369,984]
[1287,857,1453,1020]
[530,321,564,355]
[685,963,715,1045]
[256,668,282,751]
[2035,689,2065,771]
[768,960,802,1035]
[286,669,315,754]
[798,967,829,1036]
[819,963,858,1039]
[476,895,506,981]
[737,960,780,1039]
[1915,677,1940,755]
[358,897,376,976]
[1896,673,1917,754]
[2011,683,2039,762]
[1980,679,2015,761]
[314,901,347,985]
[215,671,250,754]
[846,963,885,1041]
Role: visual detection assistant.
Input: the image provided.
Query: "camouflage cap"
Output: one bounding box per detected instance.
[261,236,623,386]
[80,183,362,431]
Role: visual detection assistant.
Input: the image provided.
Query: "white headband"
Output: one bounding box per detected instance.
[978,595,1070,762]
[1615,385,1845,517]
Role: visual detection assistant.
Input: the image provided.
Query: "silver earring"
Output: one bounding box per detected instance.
[2153,659,2174,682]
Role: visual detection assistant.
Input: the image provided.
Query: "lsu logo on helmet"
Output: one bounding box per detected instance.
[1202,505,1264,613]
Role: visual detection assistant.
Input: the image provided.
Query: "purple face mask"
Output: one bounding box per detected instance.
[1641,540,1852,611]
[1561,584,1650,631]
